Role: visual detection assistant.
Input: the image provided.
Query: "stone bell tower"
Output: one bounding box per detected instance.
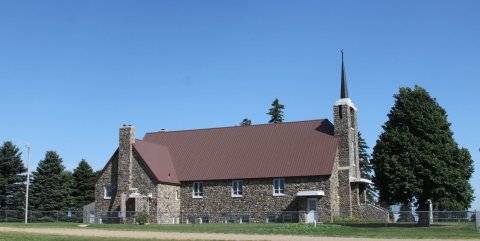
[333,50,361,217]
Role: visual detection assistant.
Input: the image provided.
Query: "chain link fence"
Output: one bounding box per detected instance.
[0,210,84,223]
[1,209,478,231]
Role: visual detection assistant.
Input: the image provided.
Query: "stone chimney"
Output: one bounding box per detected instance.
[118,124,135,192]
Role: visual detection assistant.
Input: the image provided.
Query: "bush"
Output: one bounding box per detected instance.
[136,211,148,225]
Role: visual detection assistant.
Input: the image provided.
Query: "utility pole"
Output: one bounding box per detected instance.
[24,144,30,224]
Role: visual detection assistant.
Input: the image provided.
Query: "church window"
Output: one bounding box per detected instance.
[231,180,243,197]
[350,107,355,127]
[104,184,112,199]
[175,190,179,200]
[273,179,285,196]
[339,106,343,119]
[192,182,203,198]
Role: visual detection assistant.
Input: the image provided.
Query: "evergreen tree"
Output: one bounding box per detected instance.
[240,118,252,126]
[72,159,96,209]
[30,151,69,211]
[62,170,75,210]
[358,132,375,202]
[371,86,474,212]
[267,98,285,123]
[0,141,26,210]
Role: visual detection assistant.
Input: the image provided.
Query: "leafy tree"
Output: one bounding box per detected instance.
[267,98,285,123]
[240,118,252,126]
[72,159,96,209]
[371,86,474,213]
[0,141,26,210]
[358,132,375,202]
[30,151,70,211]
[397,204,415,222]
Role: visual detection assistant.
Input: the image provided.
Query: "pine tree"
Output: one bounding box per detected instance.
[371,86,474,212]
[72,159,96,209]
[0,141,26,210]
[30,151,69,211]
[358,132,375,202]
[62,170,75,210]
[240,118,252,126]
[267,98,285,123]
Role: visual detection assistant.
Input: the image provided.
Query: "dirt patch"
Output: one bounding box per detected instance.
[0,226,472,241]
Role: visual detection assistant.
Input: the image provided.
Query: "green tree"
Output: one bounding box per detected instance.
[72,159,96,209]
[0,141,26,210]
[62,170,75,210]
[267,98,285,123]
[240,118,252,126]
[371,86,474,213]
[397,204,415,222]
[358,132,375,202]
[30,151,70,211]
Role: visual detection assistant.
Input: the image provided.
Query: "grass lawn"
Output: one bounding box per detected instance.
[0,232,219,241]
[0,222,479,239]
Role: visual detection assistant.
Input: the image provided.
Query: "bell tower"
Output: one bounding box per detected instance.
[333,50,361,216]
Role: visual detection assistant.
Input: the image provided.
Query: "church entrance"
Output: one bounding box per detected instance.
[306,198,318,223]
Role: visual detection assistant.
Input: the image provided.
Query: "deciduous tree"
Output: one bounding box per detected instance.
[371,86,474,213]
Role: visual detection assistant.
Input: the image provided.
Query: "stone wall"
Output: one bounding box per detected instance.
[328,152,340,219]
[95,150,160,223]
[179,176,333,223]
[156,184,180,224]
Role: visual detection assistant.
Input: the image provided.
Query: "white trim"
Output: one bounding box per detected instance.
[231,180,243,197]
[192,182,203,198]
[296,190,325,197]
[129,192,153,198]
[273,178,285,196]
[349,177,373,184]
[104,184,112,199]
[334,98,357,110]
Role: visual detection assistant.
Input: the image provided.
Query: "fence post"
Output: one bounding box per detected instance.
[476,210,479,232]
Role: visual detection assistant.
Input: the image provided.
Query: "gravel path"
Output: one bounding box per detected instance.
[0,226,472,241]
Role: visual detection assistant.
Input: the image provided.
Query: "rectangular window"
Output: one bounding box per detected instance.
[175,190,179,200]
[231,180,243,197]
[273,179,285,196]
[192,182,203,198]
[104,184,112,199]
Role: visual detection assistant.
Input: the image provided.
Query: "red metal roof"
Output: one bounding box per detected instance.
[133,140,180,184]
[139,119,338,182]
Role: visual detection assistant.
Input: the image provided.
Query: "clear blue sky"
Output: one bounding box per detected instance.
[1,0,479,210]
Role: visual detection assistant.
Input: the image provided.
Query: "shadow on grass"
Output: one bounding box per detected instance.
[339,222,455,228]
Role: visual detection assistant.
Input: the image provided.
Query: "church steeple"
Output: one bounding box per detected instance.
[340,49,348,99]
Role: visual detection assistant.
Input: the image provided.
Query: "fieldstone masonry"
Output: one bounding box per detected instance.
[94,58,391,223]
[180,176,335,223]
[334,98,361,217]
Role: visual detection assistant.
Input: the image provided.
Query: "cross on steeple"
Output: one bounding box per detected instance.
[340,49,349,99]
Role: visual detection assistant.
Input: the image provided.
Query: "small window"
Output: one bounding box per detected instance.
[175,190,179,200]
[104,184,112,199]
[231,180,243,197]
[273,179,285,196]
[192,182,203,198]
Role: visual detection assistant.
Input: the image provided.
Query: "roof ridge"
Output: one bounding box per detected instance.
[145,119,329,135]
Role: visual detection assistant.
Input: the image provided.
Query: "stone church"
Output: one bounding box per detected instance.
[95,54,386,224]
